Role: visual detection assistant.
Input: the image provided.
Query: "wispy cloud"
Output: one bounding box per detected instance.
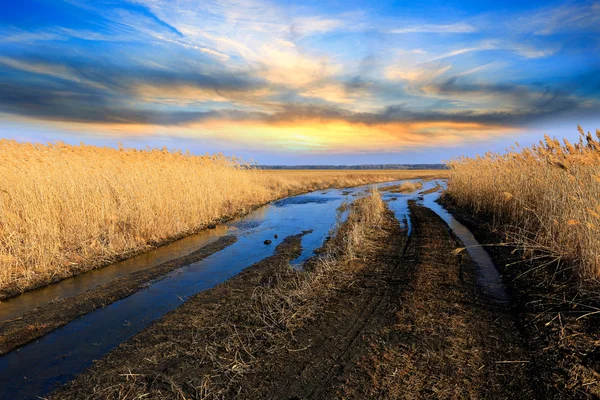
[528,1,600,36]
[389,22,478,34]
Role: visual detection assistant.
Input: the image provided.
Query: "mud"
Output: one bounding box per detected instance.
[441,195,600,399]
[50,201,540,399]
[237,203,536,399]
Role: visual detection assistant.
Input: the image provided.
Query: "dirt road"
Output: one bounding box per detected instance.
[238,203,536,399]
[50,200,545,399]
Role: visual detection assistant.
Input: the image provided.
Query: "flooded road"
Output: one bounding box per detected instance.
[0,179,508,399]
[421,184,509,304]
[0,180,407,399]
[380,179,509,303]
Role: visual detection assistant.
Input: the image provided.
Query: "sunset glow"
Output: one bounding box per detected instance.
[1,0,599,162]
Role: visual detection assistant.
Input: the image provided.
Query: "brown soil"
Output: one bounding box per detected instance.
[51,232,309,399]
[237,203,536,399]
[334,203,535,399]
[440,195,600,399]
[51,201,540,399]
[0,235,236,355]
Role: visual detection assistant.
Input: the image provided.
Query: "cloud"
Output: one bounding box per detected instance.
[0,28,65,43]
[299,83,359,104]
[511,43,557,59]
[291,16,343,35]
[422,77,583,117]
[1,0,599,155]
[256,39,340,88]
[385,65,452,84]
[529,2,600,36]
[189,117,515,153]
[0,54,271,123]
[389,22,478,34]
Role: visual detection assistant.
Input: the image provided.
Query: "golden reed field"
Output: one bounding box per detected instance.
[447,126,600,282]
[0,140,446,297]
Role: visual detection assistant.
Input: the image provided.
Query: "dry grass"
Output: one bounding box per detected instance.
[0,139,446,297]
[383,181,423,193]
[446,126,600,282]
[253,188,384,332]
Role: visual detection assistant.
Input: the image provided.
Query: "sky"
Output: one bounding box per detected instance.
[0,0,599,164]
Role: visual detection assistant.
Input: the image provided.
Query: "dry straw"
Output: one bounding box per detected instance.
[0,140,444,296]
[447,126,600,281]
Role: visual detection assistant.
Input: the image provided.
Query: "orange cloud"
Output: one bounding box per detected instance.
[5,112,518,153]
[186,118,517,152]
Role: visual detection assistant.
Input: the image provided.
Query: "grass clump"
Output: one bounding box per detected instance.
[383,181,423,194]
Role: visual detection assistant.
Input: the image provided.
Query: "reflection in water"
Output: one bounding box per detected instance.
[273,195,339,207]
[421,184,509,304]
[377,179,508,304]
[382,179,437,234]
[0,225,230,323]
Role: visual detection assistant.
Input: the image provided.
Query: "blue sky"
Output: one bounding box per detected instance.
[0,0,599,164]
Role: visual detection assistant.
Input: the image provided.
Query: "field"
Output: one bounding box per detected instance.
[0,139,447,298]
[2,134,600,399]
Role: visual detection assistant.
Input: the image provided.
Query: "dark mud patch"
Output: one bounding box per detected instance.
[0,236,236,356]
[440,195,600,399]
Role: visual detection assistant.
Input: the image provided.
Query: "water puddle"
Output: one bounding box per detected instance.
[382,179,441,235]
[375,178,507,303]
[420,183,509,304]
[273,195,339,206]
[0,227,229,323]
[0,179,411,400]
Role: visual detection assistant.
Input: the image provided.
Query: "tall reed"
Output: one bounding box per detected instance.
[0,140,445,296]
[447,126,600,281]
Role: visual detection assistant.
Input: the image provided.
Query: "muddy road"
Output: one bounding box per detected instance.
[50,197,538,399]
[0,180,587,399]
[0,180,429,399]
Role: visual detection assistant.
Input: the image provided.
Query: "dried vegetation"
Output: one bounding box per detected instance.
[382,181,423,193]
[447,126,600,282]
[0,140,444,297]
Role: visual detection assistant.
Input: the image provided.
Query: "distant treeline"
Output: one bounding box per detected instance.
[257,164,448,170]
